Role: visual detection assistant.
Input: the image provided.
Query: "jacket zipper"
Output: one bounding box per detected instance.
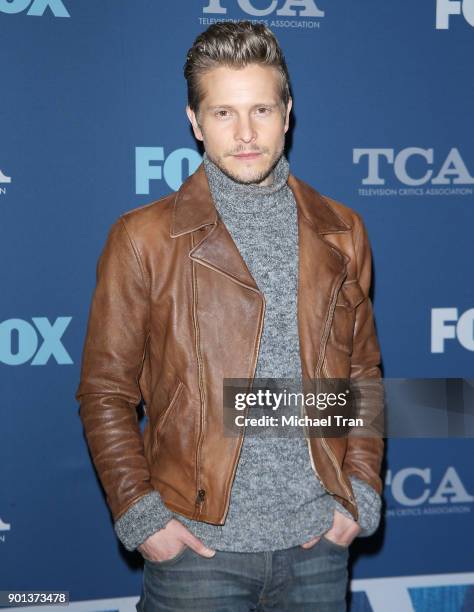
[310,270,355,508]
[220,291,266,521]
[191,232,208,520]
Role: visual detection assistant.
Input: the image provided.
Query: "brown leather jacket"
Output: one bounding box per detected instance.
[75,162,384,527]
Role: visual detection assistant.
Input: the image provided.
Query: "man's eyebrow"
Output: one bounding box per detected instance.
[206,103,279,110]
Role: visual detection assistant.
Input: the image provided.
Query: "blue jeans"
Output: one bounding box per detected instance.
[136,535,349,611]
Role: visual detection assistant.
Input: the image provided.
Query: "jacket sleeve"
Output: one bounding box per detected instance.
[75,217,173,538]
[342,212,385,498]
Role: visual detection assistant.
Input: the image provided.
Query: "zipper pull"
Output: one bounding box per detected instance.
[196,489,206,504]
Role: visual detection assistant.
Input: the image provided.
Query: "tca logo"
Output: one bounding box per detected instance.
[0,170,11,183]
[0,317,73,365]
[436,0,474,29]
[135,147,202,194]
[0,517,11,531]
[0,0,69,16]
[431,308,474,352]
[353,147,474,187]
[0,516,11,543]
[203,0,324,17]
[386,466,474,506]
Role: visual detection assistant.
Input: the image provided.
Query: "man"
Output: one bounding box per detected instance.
[76,21,384,611]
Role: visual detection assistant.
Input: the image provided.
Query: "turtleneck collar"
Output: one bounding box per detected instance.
[203,151,291,215]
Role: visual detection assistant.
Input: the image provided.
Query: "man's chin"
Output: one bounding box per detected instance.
[230,172,267,186]
[221,161,273,186]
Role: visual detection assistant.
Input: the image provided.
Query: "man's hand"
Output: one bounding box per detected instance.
[301,508,361,549]
[137,518,216,562]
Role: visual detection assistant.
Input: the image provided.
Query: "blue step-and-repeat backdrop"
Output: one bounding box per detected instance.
[1,1,473,611]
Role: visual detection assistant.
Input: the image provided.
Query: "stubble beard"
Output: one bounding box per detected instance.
[206,141,285,186]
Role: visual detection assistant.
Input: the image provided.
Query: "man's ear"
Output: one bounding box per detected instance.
[284,97,293,134]
[186,105,204,142]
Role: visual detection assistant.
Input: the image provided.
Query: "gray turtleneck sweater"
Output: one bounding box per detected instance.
[114,153,382,552]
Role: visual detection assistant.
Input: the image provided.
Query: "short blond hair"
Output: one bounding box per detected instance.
[184,20,291,117]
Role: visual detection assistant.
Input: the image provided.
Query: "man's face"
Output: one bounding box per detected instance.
[186,64,292,186]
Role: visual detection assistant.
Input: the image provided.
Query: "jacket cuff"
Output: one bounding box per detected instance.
[333,475,382,537]
[114,491,174,551]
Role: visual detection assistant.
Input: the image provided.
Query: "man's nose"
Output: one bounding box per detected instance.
[234,116,256,143]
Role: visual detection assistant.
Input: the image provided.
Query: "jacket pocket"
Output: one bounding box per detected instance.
[153,378,185,458]
[330,280,365,355]
[336,280,365,310]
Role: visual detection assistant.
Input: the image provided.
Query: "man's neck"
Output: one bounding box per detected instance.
[202,151,291,216]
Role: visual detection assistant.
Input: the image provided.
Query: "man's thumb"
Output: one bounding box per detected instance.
[301,535,321,549]
[185,534,216,557]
